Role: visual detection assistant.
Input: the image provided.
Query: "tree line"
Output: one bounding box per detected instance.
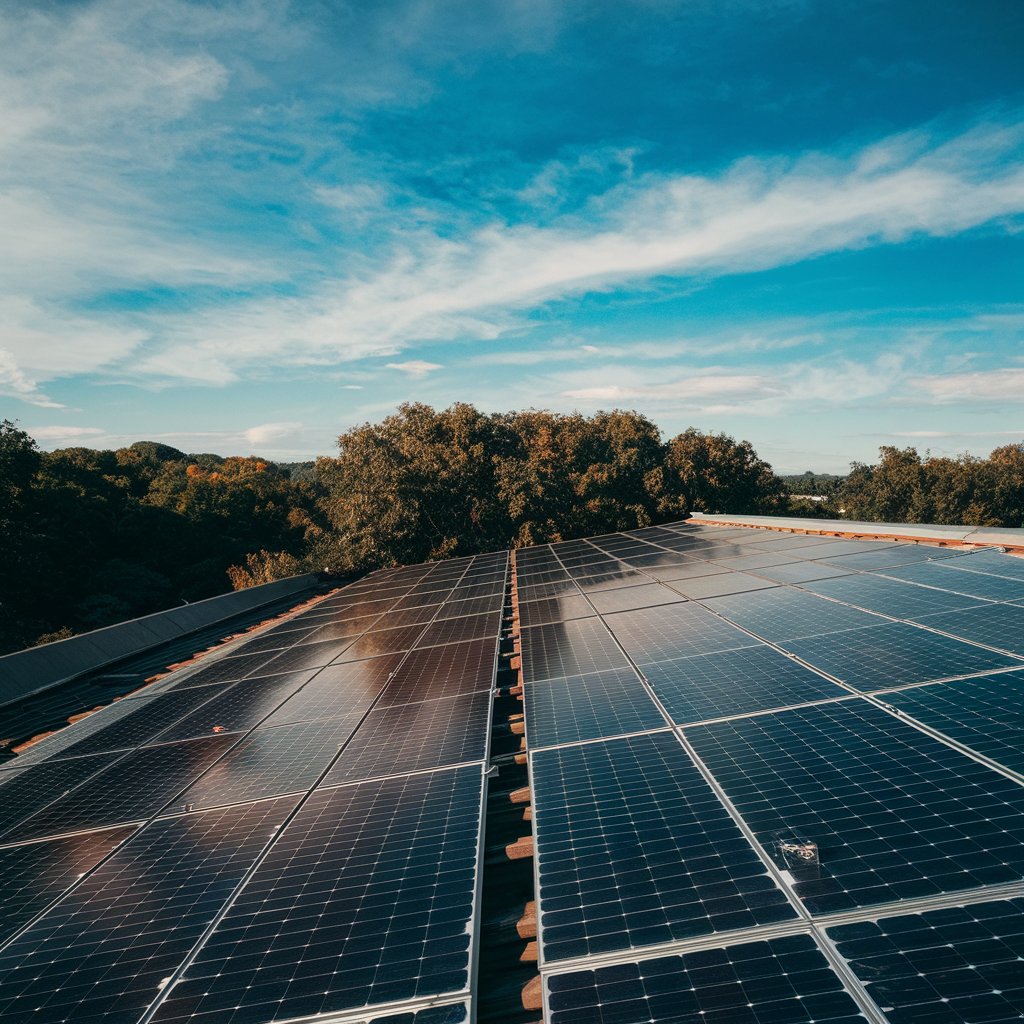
[2,407,1021,654]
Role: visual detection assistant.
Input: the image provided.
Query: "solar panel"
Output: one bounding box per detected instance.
[417,611,503,648]
[710,551,803,570]
[175,714,367,809]
[518,595,596,627]
[6,735,238,843]
[667,572,779,600]
[804,574,992,619]
[260,655,403,727]
[882,561,1024,601]
[702,589,883,642]
[881,670,1024,775]
[436,594,505,619]
[524,667,667,748]
[225,624,318,654]
[572,569,650,592]
[0,751,128,840]
[686,701,1024,914]
[159,650,278,689]
[365,1001,470,1024]
[149,672,311,743]
[819,544,962,569]
[520,617,633,683]
[912,603,1024,655]
[587,583,685,615]
[532,732,796,963]
[780,622,1021,691]
[546,934,869,1024]
[828,897,1024,1023]
[0,825,136,944]
[751,561,854,584]
[378,638,497,706]
[337,623,434,661]
[946,547,1024,580]
[603,603,760,664]
[641,645,847,725]
[321,690,492,785]
[0,797,297,1024]
[151,766,484,1024]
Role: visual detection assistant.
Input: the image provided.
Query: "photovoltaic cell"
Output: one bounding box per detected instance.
[6,735,238,843]
[604,603,760,664]
[260,655,403,727]
[0,752,127,840]
[416,611,502,648]
[547,934,869,1024]
[0,826,136,944]
[804,574,991,619]
[572,569,649,592]
[641,645,847,725]
[0,797,296,1024]
[436,595,505,619]
[686,701,1024,914]
[151,673,311,743]
[820,544,961,570]
[378,638,497,706]
[532,732,796,963]
[151,766,484,1024]
[710,551,803,570]
[321,690,491,785]
[912,603,1024,655]
[881,670,1024,775]
[520,618,632,683]
[829,898,1024,1024]
[780,622,1021,691]
[365,1002,469,1024]
[752,561,854,584]
[524,667,667,748]
[175,714,367,809]
[337,623,432,662]
[882,562,1024,601]
[702,589,882,643]
[667,573,779,600]
[518,595,595,627]
[587,583,685,615]
[948,547,1024,580]
[224,626,317,655]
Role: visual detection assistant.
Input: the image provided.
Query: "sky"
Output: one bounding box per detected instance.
[2,0,1022,473]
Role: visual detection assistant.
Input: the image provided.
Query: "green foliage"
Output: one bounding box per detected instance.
[840,444,1024,527]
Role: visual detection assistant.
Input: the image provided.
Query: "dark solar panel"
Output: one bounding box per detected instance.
[378,638,496,705]
[299,617,380,643]
[642,645,847,725]
[533,732,796,963]
[686,701,1024,914]
[882,562,1024,601]
[7,687,220,763]
[371,606,443,631]
[227,625,318,654]
[161,650,278,689]
[518,579,585,602]
[175,714,366,809]
[752,561,854,584]
[587,583,685,615]
[520,617,632,683]
[525,667,666,748]
[780,622,1021,691]
[151,672,311,743]
[702,589,883,642]
[912,603,1024,655]
[417,611,502,648]
[151,766,483,1024]
[365,1002,470,1024]
[949,548,1024,580]
[547,934,869,1024]
[668,572,779,600]
[337,623,432,661]
[260,655,403,726]
[0,826,135,944]
[820,544,962,570]
[572,569,650,592]
[436,594,505,619]
[711,551,803,570]
[6,735,238,843]
[604,603,760,664]
[804,574,991,619]
[828,898,1024,1024]
[646,561,732,582]
[321,690,492,785]
[881,670,1024,774]
[518,595,595,627]
[0,797,297,1024]
[0,752,126,839]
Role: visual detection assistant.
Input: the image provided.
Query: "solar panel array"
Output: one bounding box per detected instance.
[515,522,1024,1024]
[0,550,507,1024]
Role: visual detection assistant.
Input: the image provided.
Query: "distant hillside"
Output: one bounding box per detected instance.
[779,471,846,494]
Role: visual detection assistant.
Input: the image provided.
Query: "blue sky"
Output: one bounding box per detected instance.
[2,0,1022,472]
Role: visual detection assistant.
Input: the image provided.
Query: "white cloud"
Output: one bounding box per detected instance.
[0,348,64,408]
[386,360,444,378]
[562,373,780,402]
[243,421,305,445]
[911,367,1024,402]
[25,425,106,441]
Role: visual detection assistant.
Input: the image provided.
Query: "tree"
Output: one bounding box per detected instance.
[664,429,787,514]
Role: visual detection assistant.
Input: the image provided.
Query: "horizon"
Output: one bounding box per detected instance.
[3,0,1023,474]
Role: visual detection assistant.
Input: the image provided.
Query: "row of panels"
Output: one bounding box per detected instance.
[0,551,509,1024]
[517,522,1024,1024]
